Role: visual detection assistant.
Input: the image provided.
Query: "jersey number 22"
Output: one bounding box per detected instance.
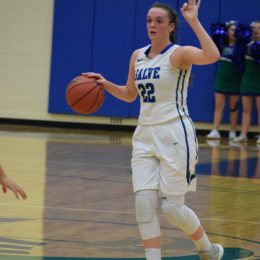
[137,83,156,103]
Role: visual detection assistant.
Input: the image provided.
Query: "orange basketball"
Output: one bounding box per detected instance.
[66,75,104,114]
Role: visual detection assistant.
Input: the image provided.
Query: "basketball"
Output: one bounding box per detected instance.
[66,75,105,114]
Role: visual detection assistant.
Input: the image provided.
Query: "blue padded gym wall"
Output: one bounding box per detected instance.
[49,0,260,124]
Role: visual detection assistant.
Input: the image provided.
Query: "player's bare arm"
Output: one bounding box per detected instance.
[171,0,220,69]
[85,50,139,103]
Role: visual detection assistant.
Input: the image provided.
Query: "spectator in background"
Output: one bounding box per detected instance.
[0,164,27,200]
[233,21,260,144]
[207,21,248,140]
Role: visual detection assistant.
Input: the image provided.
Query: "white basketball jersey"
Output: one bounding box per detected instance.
[135,44,191,125]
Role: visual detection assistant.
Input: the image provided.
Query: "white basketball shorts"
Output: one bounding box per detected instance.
[131,116,198,195]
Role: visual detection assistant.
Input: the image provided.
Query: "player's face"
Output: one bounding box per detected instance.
[146,8,174,42]
[227,25,236,43]
[252,22,260,41]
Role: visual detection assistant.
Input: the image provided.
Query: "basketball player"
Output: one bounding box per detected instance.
[85,0,223,259]
[0,164,27,200]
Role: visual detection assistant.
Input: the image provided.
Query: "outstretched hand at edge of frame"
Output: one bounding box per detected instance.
[0,166,27,200]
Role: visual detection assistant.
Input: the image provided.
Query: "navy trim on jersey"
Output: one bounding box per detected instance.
[144,43,174,57]
[176,69,191,184]
[187,116,199,161]
[144,45,151,57]
[179,70,198,163]
[160,43,174,54]
[181,70,187,113]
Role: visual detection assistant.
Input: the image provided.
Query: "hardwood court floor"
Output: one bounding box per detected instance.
[0,126,259,260]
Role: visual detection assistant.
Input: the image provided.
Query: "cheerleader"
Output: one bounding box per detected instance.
[234,21,260,144]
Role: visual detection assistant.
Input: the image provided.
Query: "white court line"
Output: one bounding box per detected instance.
[0,203,259,225]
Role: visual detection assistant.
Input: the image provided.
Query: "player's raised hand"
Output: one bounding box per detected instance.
[181,0,201,23]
